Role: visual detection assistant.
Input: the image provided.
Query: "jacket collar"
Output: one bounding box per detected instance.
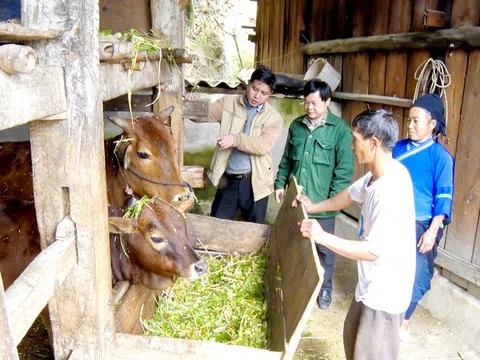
[239,94,267,113]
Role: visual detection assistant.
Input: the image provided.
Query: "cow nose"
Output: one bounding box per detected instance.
[194,261,207,275]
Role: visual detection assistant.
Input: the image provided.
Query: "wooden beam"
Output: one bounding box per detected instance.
[181,165,204,188]
[112,333,283,360]
[0,22,60,43]
[436,249,480,286]
[302,27,480,55]
[0,66,66,131]
[5,216,76,346]
[0,274,19,360]
[186,214,271,254]
[332,91,412,108]
[101,60,167,101]
[100,48,193,64]
[24,0,116,357]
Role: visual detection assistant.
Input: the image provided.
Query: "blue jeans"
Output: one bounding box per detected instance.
[405,220,443,320]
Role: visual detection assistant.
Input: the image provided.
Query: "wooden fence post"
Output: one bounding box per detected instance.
[23,0,115,358]
[0,274,19,360]
[152,0,185,167]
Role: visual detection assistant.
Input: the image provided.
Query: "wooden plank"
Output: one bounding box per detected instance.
[0,22,60,43]
[341,53,355,121]
[436,249,480,286]
[181,165,204,188]
[115,284,159,335]
[367,53,387,111]
[182,100,210,117]
[265,230,286,352]
[152,0,185,167]
[438,0,475,157]
[100,61,167,102]
[5,216,76,346]
[24,0,116,357]
[385,52,408,137]
[369,0,391,36]
[0,66,66,131]
[449,0,480,28]
[0,274,19,360]
[113,333,283,360]
[186,214,271,253]
[272,178,323,359]
[445,50,480,262]
[302,27,480,55]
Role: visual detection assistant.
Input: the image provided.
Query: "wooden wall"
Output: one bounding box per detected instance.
[255,0,480,290]
[255,0,306,74]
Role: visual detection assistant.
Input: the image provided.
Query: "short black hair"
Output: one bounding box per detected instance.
[250,66,276,91]
[303,80,332,101]
[352,109,399,151]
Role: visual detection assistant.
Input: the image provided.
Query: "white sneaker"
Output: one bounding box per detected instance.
[400,326,411,345]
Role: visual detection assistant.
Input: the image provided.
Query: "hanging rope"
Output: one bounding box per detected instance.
[413,58,452,134]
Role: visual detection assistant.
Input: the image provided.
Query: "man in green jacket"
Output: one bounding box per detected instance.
[275,80,354,309]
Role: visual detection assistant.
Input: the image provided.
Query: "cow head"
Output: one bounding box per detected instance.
[109,198,207,290]
[108,106,194,206]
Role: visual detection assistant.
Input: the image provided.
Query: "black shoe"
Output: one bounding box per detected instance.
[317,289,332,309]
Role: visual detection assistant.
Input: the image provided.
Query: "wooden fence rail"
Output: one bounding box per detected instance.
[4,216,77,346]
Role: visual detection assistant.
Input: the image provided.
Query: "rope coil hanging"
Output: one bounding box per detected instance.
[413,58,452,134]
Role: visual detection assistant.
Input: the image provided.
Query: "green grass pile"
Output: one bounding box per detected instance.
[143,250,268,349]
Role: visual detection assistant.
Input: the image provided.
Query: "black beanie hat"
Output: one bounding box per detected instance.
[412,93,446,136]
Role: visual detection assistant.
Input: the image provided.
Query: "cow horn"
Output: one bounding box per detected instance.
[157,106,175,120]
[108,116,129,130]
[124,144,133,170]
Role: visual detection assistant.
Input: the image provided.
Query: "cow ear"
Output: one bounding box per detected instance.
[108,116,129,130]
[172,199,194,214]
[124,144,133,170]
[108,217,135,234]
[157,106,175,121]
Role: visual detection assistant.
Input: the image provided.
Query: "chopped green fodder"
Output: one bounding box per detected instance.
[123,195,154,219]
[143,250,268,349]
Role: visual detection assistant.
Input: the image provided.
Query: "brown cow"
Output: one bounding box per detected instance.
[0,198,207,292]
[0,106,194,210]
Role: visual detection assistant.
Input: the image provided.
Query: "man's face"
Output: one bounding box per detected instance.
[407,107,436,142]
[304,91,331,121]
[351,127,374,164]
[246,79,273,107]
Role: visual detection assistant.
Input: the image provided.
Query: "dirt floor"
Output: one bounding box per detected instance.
[294,256,480,360]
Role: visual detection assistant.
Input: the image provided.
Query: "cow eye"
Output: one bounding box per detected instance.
[151,236,164,244]
[137,151,149,159]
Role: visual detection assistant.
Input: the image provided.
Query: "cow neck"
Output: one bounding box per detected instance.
[104,137,131,217]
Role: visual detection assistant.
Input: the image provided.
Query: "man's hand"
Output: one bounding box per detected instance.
[293,194,316,213]
[418,230,436,254]
[300,219,324,244]
[216,134,235,149]
[275,189,285,204]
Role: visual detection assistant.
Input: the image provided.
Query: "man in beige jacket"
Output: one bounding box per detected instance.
[186,66,283,223]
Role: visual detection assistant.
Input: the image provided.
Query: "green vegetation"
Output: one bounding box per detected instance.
[144,250,268,348]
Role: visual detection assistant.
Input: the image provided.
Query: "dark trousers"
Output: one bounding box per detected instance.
[405,220,444,319]
[315,217,336,292]
[344,299,403,360]
[210,174,269,224]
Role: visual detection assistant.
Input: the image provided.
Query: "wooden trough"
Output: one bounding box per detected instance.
[113,179,324,359]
